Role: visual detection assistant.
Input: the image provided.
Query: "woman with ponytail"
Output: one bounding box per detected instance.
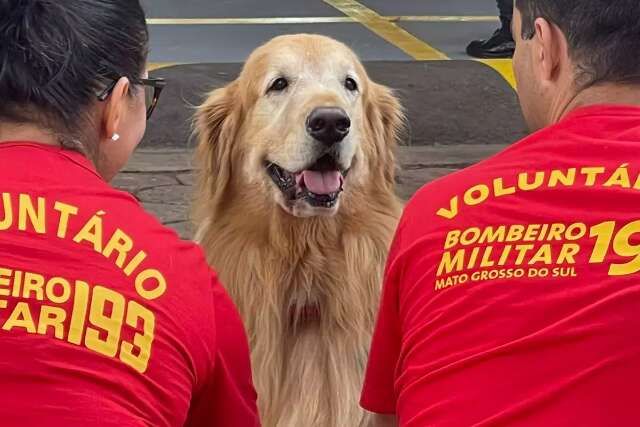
[0,1,259,426]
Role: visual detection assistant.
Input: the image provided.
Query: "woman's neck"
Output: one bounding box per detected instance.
[0,123,60,146]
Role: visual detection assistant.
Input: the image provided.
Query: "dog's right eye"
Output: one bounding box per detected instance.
[268,78,289,93]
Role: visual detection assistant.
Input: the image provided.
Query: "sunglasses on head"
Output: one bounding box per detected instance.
[97,77,166,120]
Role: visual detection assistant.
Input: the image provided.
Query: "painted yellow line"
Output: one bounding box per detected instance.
[148,62,179,72]
[147,17,354,25]
[391,15,498,23]
[323,0,449,60]
[477,59,517,89]
[147,12,514,90]
[146,16,499,25]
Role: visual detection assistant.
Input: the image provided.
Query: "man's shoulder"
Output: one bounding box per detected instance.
[406,153,504,221]
[406,124,565,219]
[401,140,545,245]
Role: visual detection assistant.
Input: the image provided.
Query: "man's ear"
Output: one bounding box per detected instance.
[533,17,565,83]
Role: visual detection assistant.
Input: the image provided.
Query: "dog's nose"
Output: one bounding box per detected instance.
[306,107,351,146]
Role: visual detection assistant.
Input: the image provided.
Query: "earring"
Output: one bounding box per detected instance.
[111,133,120,142]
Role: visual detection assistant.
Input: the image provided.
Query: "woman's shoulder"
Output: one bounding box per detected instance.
[1,142,216,299]
[96,185,210,275]
[55,174,216,297]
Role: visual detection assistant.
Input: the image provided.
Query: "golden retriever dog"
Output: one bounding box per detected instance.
[193,34,403,427]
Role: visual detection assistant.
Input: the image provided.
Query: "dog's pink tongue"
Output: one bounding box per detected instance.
[302,170,342,194]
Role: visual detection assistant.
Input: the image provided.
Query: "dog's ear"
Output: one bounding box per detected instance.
[364,81,405,192]
[194,81,241,221]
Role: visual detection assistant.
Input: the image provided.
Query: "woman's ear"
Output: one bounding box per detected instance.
[364,81,405,191]
[102,77,131,141]
[194,80,242,221]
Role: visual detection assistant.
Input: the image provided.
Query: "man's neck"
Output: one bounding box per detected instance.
[557,83,640,123]
[0,123,60,146]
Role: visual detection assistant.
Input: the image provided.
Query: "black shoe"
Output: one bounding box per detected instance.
[466,28,515,59]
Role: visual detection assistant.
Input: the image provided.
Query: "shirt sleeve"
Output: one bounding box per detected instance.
[185,278,261,427]
[360,226,405,415]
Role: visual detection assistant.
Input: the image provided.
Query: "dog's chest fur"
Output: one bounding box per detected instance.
[200,210,397,427]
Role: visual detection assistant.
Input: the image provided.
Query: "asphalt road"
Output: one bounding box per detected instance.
[142,0,503,62]
[139,0,527,148]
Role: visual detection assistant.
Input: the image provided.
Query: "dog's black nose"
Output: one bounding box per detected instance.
[306,107,351,146]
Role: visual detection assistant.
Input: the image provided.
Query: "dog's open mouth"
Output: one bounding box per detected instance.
[265,154,349,208]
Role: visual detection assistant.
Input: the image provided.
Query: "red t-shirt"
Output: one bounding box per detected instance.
[0,142,259,426]
[361,105,640,426]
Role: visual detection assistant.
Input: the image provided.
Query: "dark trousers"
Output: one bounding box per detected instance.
[498,0,514,35]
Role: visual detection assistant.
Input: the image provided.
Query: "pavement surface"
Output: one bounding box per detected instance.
[141,0,503,61]
[113,144,507,239]
[114,0,528,239]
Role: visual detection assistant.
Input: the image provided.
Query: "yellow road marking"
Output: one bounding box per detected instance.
[146,16,498,25]
[478,59,517,89]
[147,11,515,91]
[148,62,178,72]
[147,17,354,25]
[391,15,498,23]
[324,0,449,60]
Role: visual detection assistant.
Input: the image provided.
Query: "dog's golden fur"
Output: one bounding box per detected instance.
[193,34,403,427]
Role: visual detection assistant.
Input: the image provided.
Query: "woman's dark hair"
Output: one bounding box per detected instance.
[515,0,640,87]
[0,0,148,140]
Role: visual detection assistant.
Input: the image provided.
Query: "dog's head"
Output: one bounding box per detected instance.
[196,34,403,219]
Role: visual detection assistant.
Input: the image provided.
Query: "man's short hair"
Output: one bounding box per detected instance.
[515,0,640,87]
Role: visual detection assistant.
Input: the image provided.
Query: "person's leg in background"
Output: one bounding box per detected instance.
[466,0,514,58]
[497,0,514,35]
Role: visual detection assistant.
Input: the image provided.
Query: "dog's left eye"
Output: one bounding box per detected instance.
[344,77,358,92]
[268,77,289,93]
